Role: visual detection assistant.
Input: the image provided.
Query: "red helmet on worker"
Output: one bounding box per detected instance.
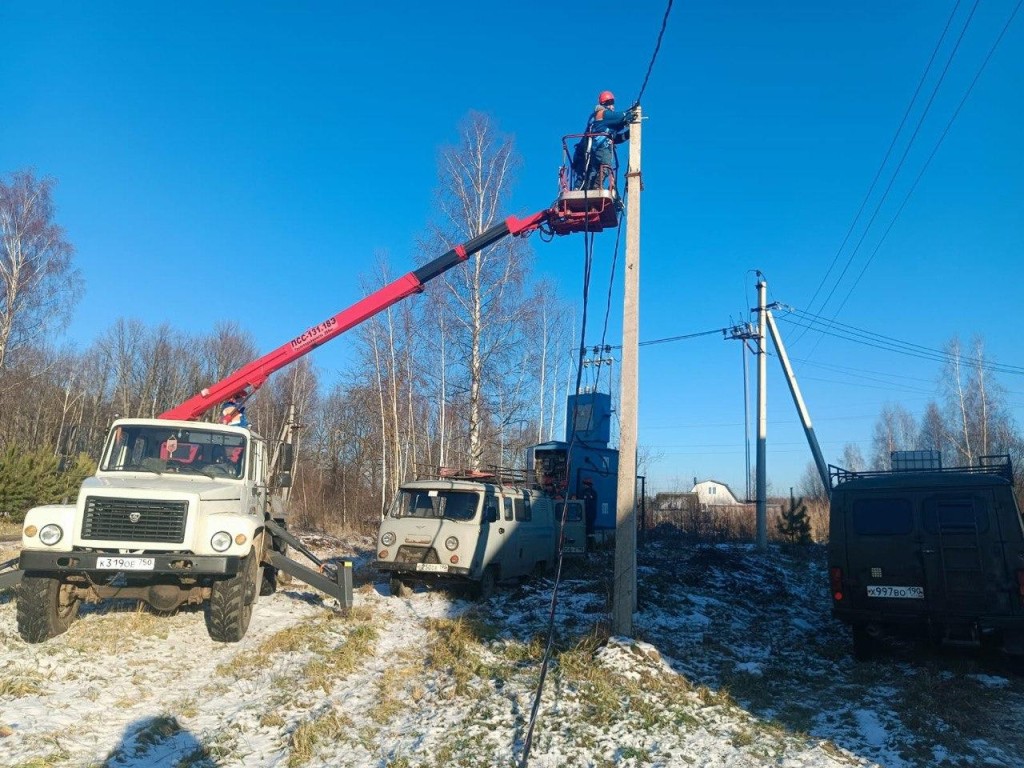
[598,90,615,105]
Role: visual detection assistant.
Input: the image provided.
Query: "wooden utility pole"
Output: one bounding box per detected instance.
[613,105,642,635]
[755,278,768,551]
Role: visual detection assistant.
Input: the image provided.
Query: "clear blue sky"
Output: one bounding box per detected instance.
[2,1,1021,496]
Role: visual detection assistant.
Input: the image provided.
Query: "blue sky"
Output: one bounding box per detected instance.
[2,1,1021,496]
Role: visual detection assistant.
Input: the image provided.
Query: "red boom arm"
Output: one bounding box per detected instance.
[159,210,552,422]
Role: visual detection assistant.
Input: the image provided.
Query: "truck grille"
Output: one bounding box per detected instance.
[395,545,440,564]
[82,496,188,543]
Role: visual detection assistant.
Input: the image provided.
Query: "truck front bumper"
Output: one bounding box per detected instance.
[19,550,241,577]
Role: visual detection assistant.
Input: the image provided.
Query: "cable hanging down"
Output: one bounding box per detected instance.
[631,0,675,108]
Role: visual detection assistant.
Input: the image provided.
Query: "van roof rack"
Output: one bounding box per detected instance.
[415,464,533,487]
[829,454,1012,487]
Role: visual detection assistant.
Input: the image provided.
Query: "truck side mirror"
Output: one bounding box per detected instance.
[274,471,293,489]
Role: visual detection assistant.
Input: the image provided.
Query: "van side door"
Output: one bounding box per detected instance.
[492,494,519,579]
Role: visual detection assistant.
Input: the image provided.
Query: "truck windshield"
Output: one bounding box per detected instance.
[390,490,479,521]
[102,424,247,479]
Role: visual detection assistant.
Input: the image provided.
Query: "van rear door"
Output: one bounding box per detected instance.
[920,491,1000,614]
[845,495,929,611]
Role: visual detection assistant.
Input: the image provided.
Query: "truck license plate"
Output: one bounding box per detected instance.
[95,556,155,571]
[415,563,448,573]
[867,585,924,599]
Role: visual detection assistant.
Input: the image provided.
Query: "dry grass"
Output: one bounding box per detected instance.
[0,669,46,697]
[288,708,353,768]
[63,604,170,654]
[423,615,503,697]
[648,501,829,544]
[216,604,375,683]
[370,652,422,723]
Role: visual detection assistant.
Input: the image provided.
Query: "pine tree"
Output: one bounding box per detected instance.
[0,446,95,522]
[777,491,812,545]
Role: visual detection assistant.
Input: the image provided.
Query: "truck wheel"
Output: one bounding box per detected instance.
[261,529,291,595]
[473,567,497,601]
[389,577,410,597]
[206,552,258,643]
[16,575,81,643]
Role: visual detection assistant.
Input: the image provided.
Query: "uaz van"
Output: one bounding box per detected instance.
[828,455,1024,660]
[376,476,557,598]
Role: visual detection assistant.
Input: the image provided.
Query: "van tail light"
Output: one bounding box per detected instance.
[830,567,844,602]
[1017,569,1024,606]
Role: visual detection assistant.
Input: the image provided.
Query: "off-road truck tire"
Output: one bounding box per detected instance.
[473,566,497,601]
[17,575,81,643]
[389,577,410,597]
[260,527,289,596]
[206,551,258,643]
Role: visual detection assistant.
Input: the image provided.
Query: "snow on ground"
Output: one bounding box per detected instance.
[1,530,1022,767]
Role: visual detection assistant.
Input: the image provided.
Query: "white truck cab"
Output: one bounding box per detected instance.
[18,418,279,643]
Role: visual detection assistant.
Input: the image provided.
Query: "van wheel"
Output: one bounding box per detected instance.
[389,577,410,597]
[852,624,874,662]
[16,576,81,643]
[474,567,497,600]
[206,551,258,643]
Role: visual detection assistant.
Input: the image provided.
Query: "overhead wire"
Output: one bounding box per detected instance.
[830,0,1024,317]
[777,307,1024,377]
[807,0,983,342]
[797,0,966,337]
[521,3,677,762]
[520,172,598,768]
[631,0,675,108]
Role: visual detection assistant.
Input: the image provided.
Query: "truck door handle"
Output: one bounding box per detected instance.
[498,527,505,534]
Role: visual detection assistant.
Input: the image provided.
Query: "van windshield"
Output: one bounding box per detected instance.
[390,490,480,521]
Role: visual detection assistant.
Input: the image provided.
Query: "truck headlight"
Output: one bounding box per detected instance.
[210,531,233,552]
[445,536,459,551]
[39,524,63,546]
[381,531,396,546]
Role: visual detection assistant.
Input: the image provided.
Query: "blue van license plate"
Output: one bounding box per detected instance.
[867,585,924,599]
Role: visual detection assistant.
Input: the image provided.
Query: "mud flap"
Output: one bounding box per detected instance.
[263,519,353,609]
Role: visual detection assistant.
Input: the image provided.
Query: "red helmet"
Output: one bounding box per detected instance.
[598,90,615,105]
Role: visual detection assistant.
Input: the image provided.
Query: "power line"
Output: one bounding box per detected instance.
[640,327,726,347]
[631,0,675,108]
[809,0,983,333]
[799,0,966,334]
[777,308,1024,377]
[831,0,1024,317]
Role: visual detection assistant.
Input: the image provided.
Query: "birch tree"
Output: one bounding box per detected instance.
[0,171,81,369]
[431,112,533,469]
[870,403,918,470]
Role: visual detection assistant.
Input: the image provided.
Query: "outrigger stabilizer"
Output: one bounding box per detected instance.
[264,519,353,609]
[0,557,22,590]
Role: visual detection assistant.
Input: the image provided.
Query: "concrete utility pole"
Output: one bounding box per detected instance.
[613,105,642,636]
[755,279,768,551]
[765,308,830,490]
[727,323,758,501]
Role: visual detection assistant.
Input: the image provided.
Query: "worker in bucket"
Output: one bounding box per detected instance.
[575,90,635,191]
